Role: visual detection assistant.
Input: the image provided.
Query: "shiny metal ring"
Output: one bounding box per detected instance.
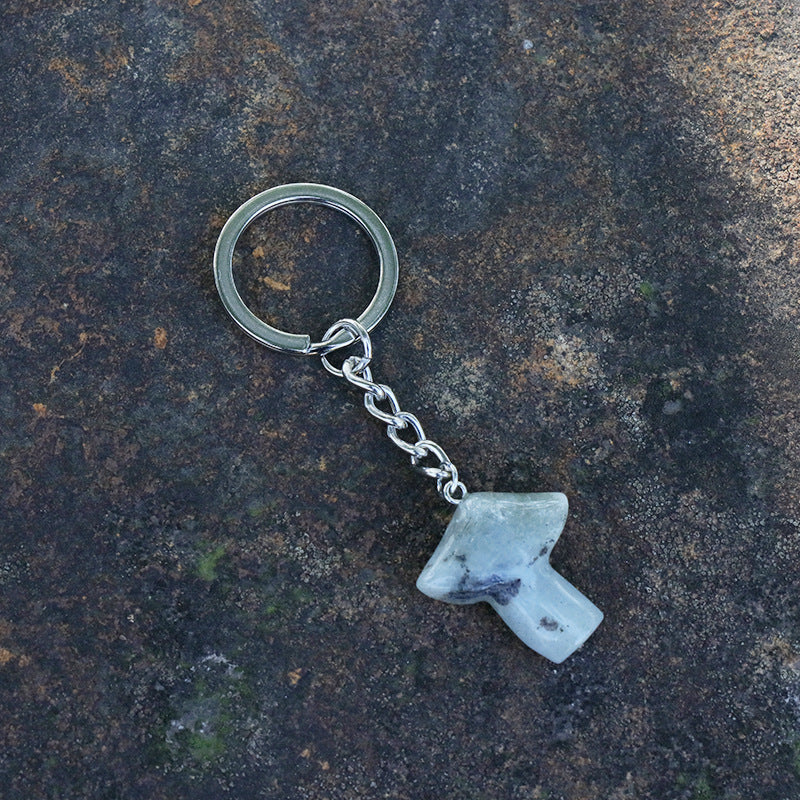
[213,183,399,354]
[319,319,372,377]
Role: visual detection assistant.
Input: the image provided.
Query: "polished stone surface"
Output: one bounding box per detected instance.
[2,1,800,798]
[418,492,602,662]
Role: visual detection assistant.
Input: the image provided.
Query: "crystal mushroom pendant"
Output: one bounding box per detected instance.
[416,492,603,663]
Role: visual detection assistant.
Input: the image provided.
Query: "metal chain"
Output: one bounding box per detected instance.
[319,318,467,505]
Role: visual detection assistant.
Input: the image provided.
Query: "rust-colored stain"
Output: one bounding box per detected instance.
[287,667,303,686]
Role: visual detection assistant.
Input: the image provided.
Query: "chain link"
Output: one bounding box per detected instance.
[319,318,467,505]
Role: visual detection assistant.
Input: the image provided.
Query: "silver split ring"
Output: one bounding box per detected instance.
[213,183,399,354]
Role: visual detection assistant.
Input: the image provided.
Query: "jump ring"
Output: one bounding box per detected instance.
[320,318,372,377]
[442,479,467,505]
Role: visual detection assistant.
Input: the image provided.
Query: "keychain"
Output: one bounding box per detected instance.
[214,183,603,662]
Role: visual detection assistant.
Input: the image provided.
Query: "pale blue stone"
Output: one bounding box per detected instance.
[416,492,603,663]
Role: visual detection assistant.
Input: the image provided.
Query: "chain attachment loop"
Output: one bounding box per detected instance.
[322,319,467,505]
[320,318,373,377]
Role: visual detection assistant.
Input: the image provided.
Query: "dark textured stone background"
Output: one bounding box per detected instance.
[2,1,800,798]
